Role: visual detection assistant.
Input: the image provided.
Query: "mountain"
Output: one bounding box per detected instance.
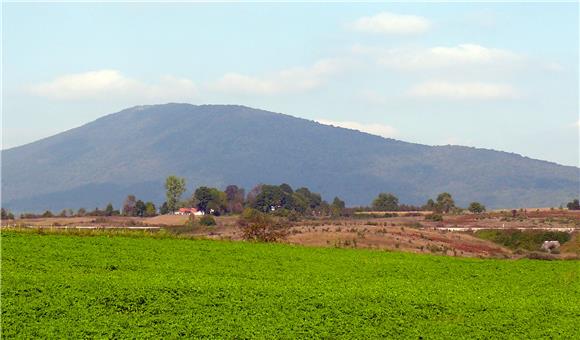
[2,103,578,212]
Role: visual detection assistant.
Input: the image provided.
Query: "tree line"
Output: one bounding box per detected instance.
[3,175,579,219]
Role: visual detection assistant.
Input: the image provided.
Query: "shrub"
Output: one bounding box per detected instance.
[199,215,216,227]
[238,208,288,242]
[475,229,571,251]
[286,211,301,222]
[425,213,443,222]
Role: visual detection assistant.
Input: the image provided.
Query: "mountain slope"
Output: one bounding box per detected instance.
[2,103,578,212]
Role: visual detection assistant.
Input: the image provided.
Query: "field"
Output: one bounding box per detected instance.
[5,209,579,258]
[2,230,579,338]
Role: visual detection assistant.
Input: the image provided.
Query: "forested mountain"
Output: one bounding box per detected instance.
[2,103,578,212]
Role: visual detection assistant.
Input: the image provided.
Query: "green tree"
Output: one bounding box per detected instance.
[1,208,15,220]
[566,199,580,210]
[424,199,436,211]
[76,208,86,217]
[165,176,186,213]
[436,192,455,213]
[279,183,294,194]
[195,187,226,214]
[105,203,115,216]
[294,187,322,211]
[225,185,245,214]
[372,193,399,211]
[468,202,486,214]
[159,202,169,215]
[135,200,146,217]
[144,202,157,217]
[330,197,346,217]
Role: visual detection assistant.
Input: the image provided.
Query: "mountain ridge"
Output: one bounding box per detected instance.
[2,103,578,212]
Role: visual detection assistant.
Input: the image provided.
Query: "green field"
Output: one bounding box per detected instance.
[2,231,579,338]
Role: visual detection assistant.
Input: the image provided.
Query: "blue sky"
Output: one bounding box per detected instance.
[3,3,579,166]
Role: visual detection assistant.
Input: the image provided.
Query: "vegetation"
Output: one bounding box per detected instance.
[425,213,443,222]
[165,175,186,213]
[468,201,486,214]
[372,193,399,211]
[1,208,15,220]
[198,215,216,227]
[238,208,289,242]
[475,229,572,251]
[2,231,578,338]
[567,199,580,210]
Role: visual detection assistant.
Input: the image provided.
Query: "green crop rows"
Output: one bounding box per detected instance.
[2,231,579,338]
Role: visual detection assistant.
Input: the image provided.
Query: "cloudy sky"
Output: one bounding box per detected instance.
[3,3,578,166]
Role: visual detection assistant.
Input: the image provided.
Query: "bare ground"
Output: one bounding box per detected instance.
[3,210,579,258]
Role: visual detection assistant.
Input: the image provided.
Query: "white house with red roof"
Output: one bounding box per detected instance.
[174,207,204,216]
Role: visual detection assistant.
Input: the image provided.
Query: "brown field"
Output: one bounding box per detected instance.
[3,209,579,259]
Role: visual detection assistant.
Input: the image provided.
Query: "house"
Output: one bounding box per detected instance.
[174,208,204,216]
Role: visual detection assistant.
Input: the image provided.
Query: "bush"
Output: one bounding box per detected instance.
[238,208,288,242]
[287,211,301,222]
[475,229,571,251]
[199,215,216,226]
[425,213,443,222]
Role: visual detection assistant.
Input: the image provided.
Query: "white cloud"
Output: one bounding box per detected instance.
[354,44,522,71]
[29,70,198,101]
[350,12,430,35]
[316,119,398,138]
[211,58,350,95]
[408,81,518,100]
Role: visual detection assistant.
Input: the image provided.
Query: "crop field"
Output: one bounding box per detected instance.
[2,230,579,338]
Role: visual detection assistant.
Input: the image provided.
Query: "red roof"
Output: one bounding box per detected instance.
[178,207,198,213]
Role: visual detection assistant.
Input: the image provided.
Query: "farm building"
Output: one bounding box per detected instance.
[174,208,204,216]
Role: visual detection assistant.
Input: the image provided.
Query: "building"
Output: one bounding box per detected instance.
[174,207,204,216]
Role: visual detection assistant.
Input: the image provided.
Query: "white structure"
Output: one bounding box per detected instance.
[174,208,204,216]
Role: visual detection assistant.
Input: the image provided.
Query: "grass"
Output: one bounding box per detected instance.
[2,230,579,338]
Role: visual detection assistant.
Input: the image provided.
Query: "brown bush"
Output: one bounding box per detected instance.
[238,208,289,242]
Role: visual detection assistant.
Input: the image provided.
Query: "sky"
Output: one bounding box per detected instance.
[2,2,579,166]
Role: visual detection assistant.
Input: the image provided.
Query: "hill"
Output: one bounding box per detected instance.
[2,103,578,212]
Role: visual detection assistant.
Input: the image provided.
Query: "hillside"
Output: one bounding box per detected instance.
[2,103,578,211]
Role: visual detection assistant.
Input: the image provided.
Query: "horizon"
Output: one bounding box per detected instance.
[2,3,578,167]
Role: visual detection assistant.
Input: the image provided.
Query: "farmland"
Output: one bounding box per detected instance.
[5,209,579,258]
[2,230,579,338]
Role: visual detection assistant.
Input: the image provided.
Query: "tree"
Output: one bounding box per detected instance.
[436,192,455,213]
[42,210,54,218]
[424,199,436,211]
[1,208,15,220]
[165,176,186,213]
[468,202,486,214]
[294,187,322,211]
[566,199,580,210]
[159,202,169,215]
[372,193,399,211]
[194,187,226,214]
[123,195,137,216]
[246,184,264,207]
[330,197,346,217]
[279,183,293,194]
[225,185,245,214]
[77,208,86,217]
[105,203,115,216]
[144,202,157,217]
[135,200,146,217]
